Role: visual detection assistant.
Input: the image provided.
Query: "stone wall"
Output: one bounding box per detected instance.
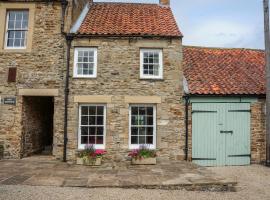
[251,98,266,163]
[64,37,184,162]
[0,1,65,158]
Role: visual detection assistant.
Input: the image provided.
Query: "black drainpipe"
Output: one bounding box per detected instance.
[184,95,190,161]
[63,34,73,162]
[61,0,68,33]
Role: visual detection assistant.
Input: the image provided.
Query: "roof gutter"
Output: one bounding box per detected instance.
[72,34,182,40]
[186,94,266,98]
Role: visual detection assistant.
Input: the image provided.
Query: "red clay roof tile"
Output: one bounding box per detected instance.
[78,3,182,37]
[183,46,266,95]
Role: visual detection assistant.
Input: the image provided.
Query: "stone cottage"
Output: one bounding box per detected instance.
[0,0,185,163]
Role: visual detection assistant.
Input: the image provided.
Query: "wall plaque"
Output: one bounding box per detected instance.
[3,97,16,105]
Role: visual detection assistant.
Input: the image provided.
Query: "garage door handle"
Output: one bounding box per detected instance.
[220,131,233,134]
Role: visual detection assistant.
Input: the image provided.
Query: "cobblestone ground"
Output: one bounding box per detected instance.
[0,165,269,200]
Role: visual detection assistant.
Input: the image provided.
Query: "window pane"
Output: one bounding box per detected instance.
[22,12,28,20]
[8,20,14,29]
[131,127,138,135]
[139,136,146,144]
[96,136,103,144]
[81,116,88,125]
[139,127,146,135]
[89,127,96,135]
[147,107,153,115]
[89,116,96,125]
[97,116,103,125]
[139,107,146,115]
[7,39,14,47]
[14,39,21,47]
[97,127,103,135]
[131,107,138,115]
[89,136,95,144]
[15,31,21,38]
[81,106,88,115]
[131,116,138,125]
[131,136,138,144]
[89,51,94,57]
[15,21,21,29]
[146,127,153,136]
[147,116,153,125]
[138,116,146,125]
[78,51,83,57]
[8,31,15,39]
[81,136,88,144]
[83,51,88,57]
[16,12,23,20]
[146,136,153,144]
[81,127,88,135]
[9,12,16,20]
[97,106,103,115]
[89,106,96,115]
[22,20,28,29]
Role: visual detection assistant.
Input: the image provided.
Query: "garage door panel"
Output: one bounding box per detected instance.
[192,103,251,167]
[192,103,218,166]
[225,103,250,166]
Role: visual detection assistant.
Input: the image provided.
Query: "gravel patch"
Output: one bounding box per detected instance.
[0,165,269,200]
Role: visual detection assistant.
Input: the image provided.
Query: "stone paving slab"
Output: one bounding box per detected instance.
[0,156,237,191]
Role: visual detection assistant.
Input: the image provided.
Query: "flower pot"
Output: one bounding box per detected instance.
[84,157,102,166]
[131,157,157,165]
[76,157,84,165]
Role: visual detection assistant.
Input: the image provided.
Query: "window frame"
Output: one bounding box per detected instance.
[128,104,157,150]
[78,104,106,150]
[4,10,29,50]
[140,49,163,79]
[73,47,98,78]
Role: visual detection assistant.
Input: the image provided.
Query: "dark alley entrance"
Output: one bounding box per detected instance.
[22,96,54,157]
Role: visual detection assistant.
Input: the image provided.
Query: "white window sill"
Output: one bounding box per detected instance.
[78,144,105,150]
[73,75,97,79]
[129,144,156,150]
[140,76,164,80]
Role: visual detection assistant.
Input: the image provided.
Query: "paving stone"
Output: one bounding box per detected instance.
[0,158,237,191]
[87,174,119,187]
[162,176,192,186]
[0,175,31,185]
[63,178,88,187]
[23,176,64,186]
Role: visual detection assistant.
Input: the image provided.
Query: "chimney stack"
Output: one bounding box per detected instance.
[159,0,170,6]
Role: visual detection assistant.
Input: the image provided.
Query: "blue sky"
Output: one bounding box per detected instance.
[94,0,265,49]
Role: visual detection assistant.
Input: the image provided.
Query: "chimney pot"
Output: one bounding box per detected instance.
[159,0,170,6]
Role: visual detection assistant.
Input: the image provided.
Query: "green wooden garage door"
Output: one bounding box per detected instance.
[192,103,251,166]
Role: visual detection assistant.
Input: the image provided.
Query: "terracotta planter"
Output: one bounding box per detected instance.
[76,157,102,166]
[131,157,157,165]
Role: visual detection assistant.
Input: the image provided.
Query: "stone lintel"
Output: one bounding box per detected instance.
[74,95,112,103]
[18,89,59,96]
[124,96,162,104]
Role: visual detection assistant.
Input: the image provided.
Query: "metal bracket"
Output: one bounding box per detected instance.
[192,158,216,161]
[228,110,251,112]
[192,110,217,114]
[220,131,233,134]
[228,154,251,157]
